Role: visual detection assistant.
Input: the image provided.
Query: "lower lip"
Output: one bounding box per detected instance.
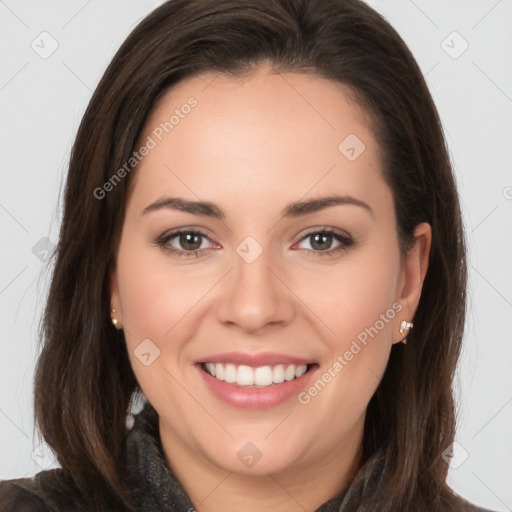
[196,364,317,410]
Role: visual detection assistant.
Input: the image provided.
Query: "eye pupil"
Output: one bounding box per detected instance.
[180,232,201,250]
[311,233,332,251]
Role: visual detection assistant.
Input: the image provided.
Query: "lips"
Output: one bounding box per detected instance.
[195,352,318,409]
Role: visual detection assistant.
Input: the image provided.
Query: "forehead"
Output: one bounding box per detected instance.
[128,67,392,221]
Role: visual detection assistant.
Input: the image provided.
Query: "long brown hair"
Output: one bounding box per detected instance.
[28,0,467,510]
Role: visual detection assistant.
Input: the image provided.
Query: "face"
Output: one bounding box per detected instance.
[110,66,430,482]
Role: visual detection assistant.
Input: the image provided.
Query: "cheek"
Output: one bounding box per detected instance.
[295,249,400,430]
[299,244,401,350]
[115,240,206,405]
[116,235,207,345]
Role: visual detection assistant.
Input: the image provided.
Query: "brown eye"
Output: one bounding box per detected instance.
[296,229,354,256]
[178,232,203,251]
[309,232,335,251]
[157,229,215,258]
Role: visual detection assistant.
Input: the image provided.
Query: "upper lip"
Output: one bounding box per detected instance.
[196,352,315,367]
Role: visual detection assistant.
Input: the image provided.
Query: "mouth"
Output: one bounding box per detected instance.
[194,351,319,409]
[199,362,317,388]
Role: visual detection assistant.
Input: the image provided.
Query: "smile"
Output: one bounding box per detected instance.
[195,351,318,409]
[202,362,309,387]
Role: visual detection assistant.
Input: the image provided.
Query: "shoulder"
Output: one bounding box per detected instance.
[0,469,89,512]
[0,476,50,511]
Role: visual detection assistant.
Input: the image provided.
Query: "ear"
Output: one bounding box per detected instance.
[392,222,431,344]
[109,266,123,330]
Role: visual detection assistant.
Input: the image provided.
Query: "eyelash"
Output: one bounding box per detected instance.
[155,228,354,259]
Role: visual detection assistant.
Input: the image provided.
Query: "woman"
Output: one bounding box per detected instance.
[0,0,497,510]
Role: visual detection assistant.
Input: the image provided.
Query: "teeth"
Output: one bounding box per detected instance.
[237,365,254,385]
[203,363,309,387]
[215,363,224,380]
[295,365,307,378]
[224,363,237,383]
[273,364,285,383]
[284,365,296,381]
[254,366,273,386]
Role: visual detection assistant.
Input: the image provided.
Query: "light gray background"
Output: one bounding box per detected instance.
[1,1,511,510]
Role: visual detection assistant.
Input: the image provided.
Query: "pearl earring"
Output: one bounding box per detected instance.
[111,308,118,327]
[399,320,413,344]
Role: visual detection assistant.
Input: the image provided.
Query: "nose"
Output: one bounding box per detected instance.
[215,247,295,334]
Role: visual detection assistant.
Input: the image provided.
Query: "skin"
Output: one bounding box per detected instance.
[110,65,431,512]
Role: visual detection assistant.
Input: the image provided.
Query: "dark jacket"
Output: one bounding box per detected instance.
[0,402,496,511]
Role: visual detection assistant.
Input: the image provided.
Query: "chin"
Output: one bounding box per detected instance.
[201,438,305,477]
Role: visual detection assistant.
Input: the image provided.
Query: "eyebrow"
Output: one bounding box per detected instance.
[142,195,374,219]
